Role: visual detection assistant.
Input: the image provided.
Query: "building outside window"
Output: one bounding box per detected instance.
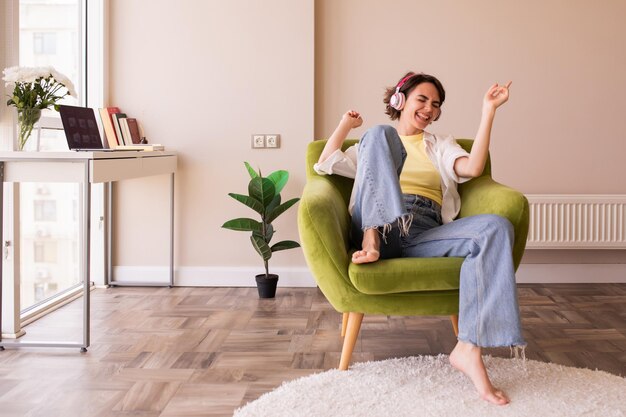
[33,241,58,263]
[33,32,57,55]
[33,200,57,222]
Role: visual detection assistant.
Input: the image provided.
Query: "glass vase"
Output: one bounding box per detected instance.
[16,107,42,151]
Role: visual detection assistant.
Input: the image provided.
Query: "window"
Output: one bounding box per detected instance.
[19,0,81,108]
[18,0,83,312]
[21,183,78,311]
[20,0,81,151]
[3,0,107,319]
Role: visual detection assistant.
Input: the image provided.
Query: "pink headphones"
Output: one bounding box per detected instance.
[389,74,415,111]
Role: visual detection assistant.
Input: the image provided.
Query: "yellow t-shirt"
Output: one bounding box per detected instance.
[399,133,443,205]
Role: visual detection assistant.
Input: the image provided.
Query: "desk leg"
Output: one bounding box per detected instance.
[105,182,112,287]
[81,161,91,352]
[169,173,175,287]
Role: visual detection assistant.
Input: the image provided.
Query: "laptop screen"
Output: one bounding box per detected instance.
[58,105,104,150]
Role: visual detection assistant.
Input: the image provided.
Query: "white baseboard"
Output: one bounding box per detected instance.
[111,264,626,287]
[111,266,317,287]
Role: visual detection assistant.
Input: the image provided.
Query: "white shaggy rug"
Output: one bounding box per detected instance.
[234,355,626,417]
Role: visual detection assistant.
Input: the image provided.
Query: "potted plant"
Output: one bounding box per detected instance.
[2,66,76,150]
[222,162,301,298]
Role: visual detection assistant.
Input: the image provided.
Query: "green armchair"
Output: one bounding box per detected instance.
[297,139,529,370]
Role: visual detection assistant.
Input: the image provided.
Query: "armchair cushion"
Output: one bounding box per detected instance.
[348,257,464,295]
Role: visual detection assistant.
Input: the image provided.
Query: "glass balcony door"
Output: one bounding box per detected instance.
[18,0,83,312]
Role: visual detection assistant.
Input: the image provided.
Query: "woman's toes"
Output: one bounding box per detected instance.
[352,250,379,264]
[482,389,510,405]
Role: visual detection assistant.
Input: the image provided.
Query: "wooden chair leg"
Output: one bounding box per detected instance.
[450,314,459,337]
[341,312,349,337]
[339,312,364,370]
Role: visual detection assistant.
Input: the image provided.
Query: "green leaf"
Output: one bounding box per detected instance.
[248,177,275,208]
[266,198,300,224]
[270,240,300,252]
[265,194,281,217]
[252,223,274,243]
[244,162,259,179]
[267,170,289,195]
[252,230,262,240]
[251,235,272,261]
[228,193,264,215]
[221,218,262,232]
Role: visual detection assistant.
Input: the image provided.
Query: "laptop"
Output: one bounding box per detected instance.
[59,105,138,151]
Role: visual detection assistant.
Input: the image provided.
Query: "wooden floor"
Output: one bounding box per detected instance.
[0,284,625,416]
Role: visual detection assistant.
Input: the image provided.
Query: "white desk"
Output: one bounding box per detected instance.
[0,150,177,351]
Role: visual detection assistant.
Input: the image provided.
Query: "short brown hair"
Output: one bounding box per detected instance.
[384,72,446,121]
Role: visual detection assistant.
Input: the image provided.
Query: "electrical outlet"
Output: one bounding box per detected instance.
[266,134,280,148]
[252,134,265,148]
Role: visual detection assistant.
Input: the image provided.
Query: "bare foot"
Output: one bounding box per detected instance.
[449,341,510,405]
[352,249,380,264]
[352,228,380,264]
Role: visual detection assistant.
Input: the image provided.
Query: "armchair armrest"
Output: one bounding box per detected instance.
[458,176,529,269]
[298,176,356,303]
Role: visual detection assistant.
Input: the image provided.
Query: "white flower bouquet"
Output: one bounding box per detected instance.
[2,66,76,150]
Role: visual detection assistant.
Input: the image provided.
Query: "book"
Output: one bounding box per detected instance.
[125,118,142,144]
[119,118,133,146]
[112,113,127,145]
[115,144,165,151]
[98,107,121,148]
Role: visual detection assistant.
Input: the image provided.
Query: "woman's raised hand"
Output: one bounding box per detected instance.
[319,110,363,164]
[483,81,512,111]
[342,110,363,129]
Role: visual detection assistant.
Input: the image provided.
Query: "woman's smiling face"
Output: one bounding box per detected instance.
[398,82,442,134]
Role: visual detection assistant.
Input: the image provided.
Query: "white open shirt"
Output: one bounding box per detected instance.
[313,130,472,224]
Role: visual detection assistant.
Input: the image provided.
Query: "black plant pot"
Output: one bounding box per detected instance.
[255,274,279,298]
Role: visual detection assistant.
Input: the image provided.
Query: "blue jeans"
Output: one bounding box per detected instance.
[351,125,526,348]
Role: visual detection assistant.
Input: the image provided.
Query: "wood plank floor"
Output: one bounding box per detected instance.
[0,284,624,416]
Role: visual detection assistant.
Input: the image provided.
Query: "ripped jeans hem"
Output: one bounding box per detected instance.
[457,336,527,360]
[362,213,413,244]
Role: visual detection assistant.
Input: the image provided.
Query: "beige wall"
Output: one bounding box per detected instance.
[109,0,313,273]
[109,1,626,277]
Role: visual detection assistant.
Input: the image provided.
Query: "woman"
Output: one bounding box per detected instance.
[314,72,524,405]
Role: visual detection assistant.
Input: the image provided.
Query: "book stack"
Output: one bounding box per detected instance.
[98,107,164,150]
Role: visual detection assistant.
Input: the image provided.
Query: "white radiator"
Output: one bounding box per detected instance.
[525,195,626,249]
